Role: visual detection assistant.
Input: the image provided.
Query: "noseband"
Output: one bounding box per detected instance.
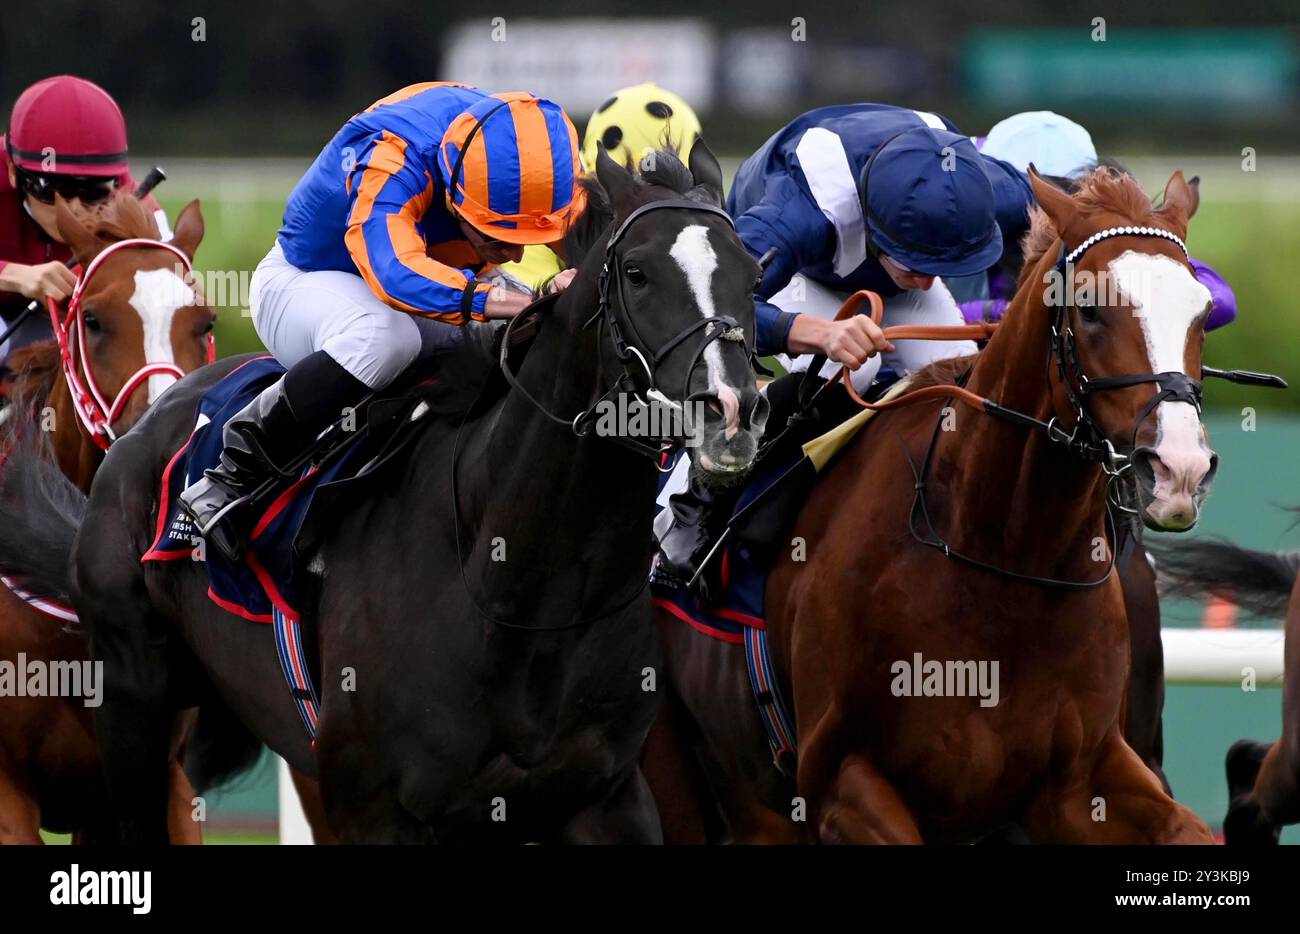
[50,238,215,450]
[501,197,750,463]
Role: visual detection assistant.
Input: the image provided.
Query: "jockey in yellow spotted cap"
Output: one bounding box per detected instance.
[500,83,703,292]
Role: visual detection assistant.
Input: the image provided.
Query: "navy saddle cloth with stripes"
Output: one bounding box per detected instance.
[143,354,461,622]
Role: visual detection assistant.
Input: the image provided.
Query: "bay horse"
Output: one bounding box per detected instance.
[0,144,766,843]
[1155,528,1300,844]
[651,166,1219,843]
[0,194,212,843]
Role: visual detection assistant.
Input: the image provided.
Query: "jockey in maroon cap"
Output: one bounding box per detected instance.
[0,75,166,362]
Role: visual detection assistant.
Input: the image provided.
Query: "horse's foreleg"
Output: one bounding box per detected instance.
[289,767,337,844]
[814,753,924,844]
[1119,538,1170,793]
[166,759,202,844]
[641,694,713,844]
[1025,732,1213,844]
[1223,574,1300,844]
[558,767,663,844]
[0,769,42,844]
[78,578,176,843]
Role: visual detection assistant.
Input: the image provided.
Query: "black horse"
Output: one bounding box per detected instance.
[0,144,767,843]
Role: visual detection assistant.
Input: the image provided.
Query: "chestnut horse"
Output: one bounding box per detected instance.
[652,167,1219,843]
[1155,527,1300,844]
[0,195,212,843]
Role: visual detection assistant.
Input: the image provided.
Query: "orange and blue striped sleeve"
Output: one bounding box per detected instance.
[343,131,491,323]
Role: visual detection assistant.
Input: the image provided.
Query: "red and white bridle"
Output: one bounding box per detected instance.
[48,237,216,450]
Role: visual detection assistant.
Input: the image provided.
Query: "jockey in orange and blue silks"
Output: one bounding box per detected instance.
[181,82,584,562]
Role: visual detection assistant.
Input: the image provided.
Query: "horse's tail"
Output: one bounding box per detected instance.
[184,695,266,794]
[1154,538,1300,619]
[0,427,86,603]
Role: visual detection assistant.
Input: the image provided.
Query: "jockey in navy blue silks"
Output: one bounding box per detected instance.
[655,104,1035,595]
[728,103,1033,373]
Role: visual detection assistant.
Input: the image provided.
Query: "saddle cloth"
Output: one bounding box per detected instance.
[651,377,913,640]
[141,354,461,623]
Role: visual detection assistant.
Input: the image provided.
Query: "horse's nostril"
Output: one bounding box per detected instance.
[748,393,770,431]
[1131,447,1159,481]
[706,398,724,419]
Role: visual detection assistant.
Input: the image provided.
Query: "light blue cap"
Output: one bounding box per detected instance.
[976,111,1097,179]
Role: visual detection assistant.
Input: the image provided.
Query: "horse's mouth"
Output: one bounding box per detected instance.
[697,451,750,475]
[1131,444,1217,534]
[694,429,760,487]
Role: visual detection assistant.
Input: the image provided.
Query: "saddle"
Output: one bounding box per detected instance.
[651,372,910,775]
[143,300,541,625]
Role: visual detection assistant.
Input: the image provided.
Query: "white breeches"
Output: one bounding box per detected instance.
[249,241,482,389]
[769,273,978,393]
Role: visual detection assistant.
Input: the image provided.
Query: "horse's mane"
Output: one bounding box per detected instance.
[561,148,710,269]
[563,176,613,266]
[87,194,163,243]
[1019,165,1157,270]
[907,164,1161,396]
[905,354,979,393]
[2,341,61,413]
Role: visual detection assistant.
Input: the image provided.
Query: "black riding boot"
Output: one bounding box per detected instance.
[655,466,732,602]
[179,351,369,563]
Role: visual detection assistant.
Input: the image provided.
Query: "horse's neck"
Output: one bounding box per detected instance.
[941,257,1108,563]
[45,377,100,493]
[472,277,656,609]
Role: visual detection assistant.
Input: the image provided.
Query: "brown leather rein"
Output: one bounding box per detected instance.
[820,289,999,414]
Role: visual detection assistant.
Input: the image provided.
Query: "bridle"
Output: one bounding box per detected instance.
[801,225,1216,590]
[1044,225,1202,478]
[457,196,752,632]
[49,237,214,450]
[499,196,750,464]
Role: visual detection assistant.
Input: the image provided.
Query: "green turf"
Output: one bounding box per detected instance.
[1178,199,1299,412]
[40,829,277,845]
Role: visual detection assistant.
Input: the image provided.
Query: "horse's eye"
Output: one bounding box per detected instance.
[1077,303,1100,323]
[624,264,647,286]
[83,312,102,333]
[199,320,215,335]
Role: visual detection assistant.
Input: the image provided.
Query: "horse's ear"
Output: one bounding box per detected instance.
[688,137,725,206]
[170,199,204,261]
[594,144,639,218]
[54,197,103,266]
[1028,164,1077,237]
[1157,171,1197,234]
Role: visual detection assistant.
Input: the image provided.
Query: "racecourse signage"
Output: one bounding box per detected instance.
[442,18,716,116]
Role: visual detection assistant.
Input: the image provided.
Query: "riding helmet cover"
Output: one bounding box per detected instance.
[581,82,701,172]
[6,75,130,177]
[438,92,584,245]
[860,127,1004,278]
[975,110,1097,180]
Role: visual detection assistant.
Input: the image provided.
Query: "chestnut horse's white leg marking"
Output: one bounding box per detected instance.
[669,224,740,437]
[130,268,194,402]
[1108,251,1213,492]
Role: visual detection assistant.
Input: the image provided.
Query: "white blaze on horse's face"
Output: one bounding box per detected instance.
[1109,250,1214,528]
[669,224,741,440]
[130,268,194,402]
